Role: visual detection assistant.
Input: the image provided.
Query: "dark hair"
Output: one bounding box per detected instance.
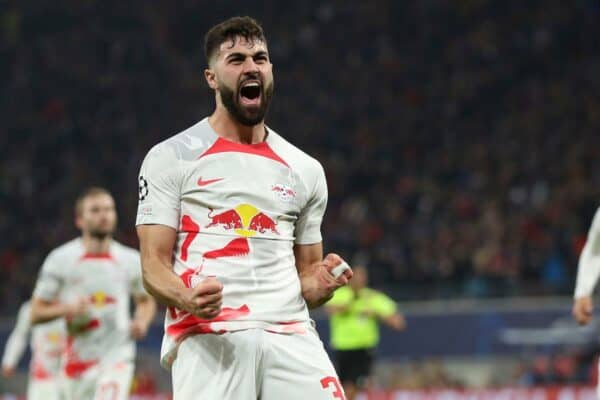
[74,186,112,216]
[204,16,266,65]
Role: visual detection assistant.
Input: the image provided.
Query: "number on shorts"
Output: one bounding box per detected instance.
[320,376,345,400]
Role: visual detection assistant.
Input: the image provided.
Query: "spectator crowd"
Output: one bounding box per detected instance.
[0,0,598,314]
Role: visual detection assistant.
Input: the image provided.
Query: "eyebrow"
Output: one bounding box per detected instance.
[225,50,269,61]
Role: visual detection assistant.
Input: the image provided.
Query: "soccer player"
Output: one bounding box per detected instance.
[1,300,65,400]
[30,187,156,400]
[573,206,600,324]
[136,16,353,400]
[325,265,406,400]
[573,206,600,394]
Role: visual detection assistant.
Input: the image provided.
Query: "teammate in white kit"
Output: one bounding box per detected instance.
[136,16,353,400]
[2,301,65,400]
[573,206,600,396]
[30,187,156,400]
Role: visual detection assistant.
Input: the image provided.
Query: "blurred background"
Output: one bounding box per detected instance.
[0,0,599,398]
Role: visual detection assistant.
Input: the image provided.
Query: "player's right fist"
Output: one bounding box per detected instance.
[573,296,593,325]
[185,277,223,320]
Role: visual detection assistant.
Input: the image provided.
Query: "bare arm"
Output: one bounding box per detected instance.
[137,224,222,319]
[30,297,87,325]
[129,294,157,340]
[324,303,351,315]
[573,296,594,326]
[294,243,353,309]
[382,313,407,331]
[573,207,600,325]
[137,224,184,307]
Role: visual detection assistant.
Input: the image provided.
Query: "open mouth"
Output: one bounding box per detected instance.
[239,82,261,105]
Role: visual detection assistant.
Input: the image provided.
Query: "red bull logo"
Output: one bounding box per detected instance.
[88,291,116,308]
[46,331,63,344]
[206,204,278,237]
[206,209,243,230]
[271,183,296,202]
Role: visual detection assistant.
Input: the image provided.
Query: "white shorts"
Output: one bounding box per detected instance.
[172,327,345,400]
[27,378,62,400]
[62,361,134,400]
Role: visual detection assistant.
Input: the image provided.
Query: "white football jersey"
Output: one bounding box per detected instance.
[574,206,600,298]
[32,238,145,378]
[136,118,327,368]
[2,301,65,380]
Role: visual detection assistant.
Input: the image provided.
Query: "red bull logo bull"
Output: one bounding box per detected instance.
[206,204,278,237]
[88,291,116,308]
[206,209,243,230]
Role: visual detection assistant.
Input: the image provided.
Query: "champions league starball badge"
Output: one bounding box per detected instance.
[138,176,149,201]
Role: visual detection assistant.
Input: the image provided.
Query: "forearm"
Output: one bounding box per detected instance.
[324,304,350,315]
[383,313,406,330]
[133,296,156,328]
[141,257,191,310]
[300,272,335,309]
[30,299,70,324]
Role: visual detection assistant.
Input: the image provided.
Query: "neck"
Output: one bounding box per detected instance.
[82,234,112,254]
[209,104,266,144]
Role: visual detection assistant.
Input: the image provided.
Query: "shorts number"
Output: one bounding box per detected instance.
[320,376,345,400]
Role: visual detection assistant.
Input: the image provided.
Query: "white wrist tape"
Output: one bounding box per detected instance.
[331,261,351,279]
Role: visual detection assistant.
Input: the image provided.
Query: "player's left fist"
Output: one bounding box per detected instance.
[129,319,149,340]
[573,296,594,325]
[321,253,353,288]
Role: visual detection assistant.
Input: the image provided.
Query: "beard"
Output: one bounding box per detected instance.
[88,226,114,240]
[219,77,274,126]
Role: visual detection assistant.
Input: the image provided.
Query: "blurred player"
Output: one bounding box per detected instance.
[30,187,156,400]
[573,206,600,396]
[1,300,65,400]
[136,16,353,400]
[325,265,405,400]
[573,206,600,323]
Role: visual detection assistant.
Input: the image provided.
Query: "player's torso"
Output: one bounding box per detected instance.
[170,137,311,326]
[177,147,304,253]
[61,254,133,363]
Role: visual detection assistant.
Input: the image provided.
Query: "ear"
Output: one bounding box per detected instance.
[204,68,218,90]
[75,214,83,230]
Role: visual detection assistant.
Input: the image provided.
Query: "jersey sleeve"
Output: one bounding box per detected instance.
[1,302,30,368]
[574,207,600,298]
[126,249,146,297]
[32,251,63,301]
[294,162,328,245]
[372,291,397,318]
[136,144,182,230]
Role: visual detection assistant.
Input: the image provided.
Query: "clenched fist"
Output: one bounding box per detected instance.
[573,296,593,325]
[301,253,353,309]
[182,277,223,320]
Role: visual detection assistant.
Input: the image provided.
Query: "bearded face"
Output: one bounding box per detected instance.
[77,194,117,239]
[210,36,275,126]
[219,73,274,126]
